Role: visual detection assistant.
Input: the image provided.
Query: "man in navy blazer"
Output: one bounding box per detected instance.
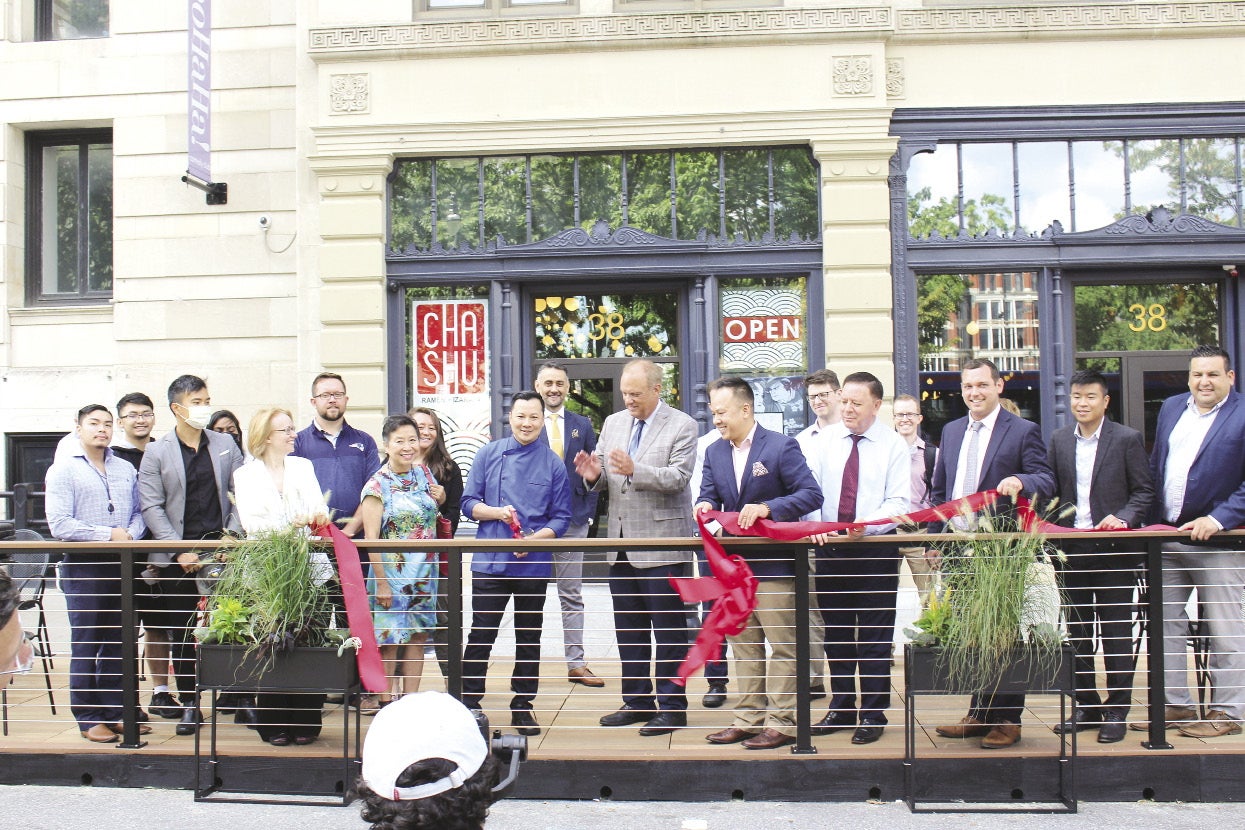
[536,363,605,687]
[931,358,1055,749]
[1047,369,1154,743]
[695,376,822,750]
[1146,345,1245,738]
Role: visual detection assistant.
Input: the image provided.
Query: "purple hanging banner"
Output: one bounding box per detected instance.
[187,0,212,183]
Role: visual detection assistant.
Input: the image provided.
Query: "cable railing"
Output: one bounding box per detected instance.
[2,530,1244,754]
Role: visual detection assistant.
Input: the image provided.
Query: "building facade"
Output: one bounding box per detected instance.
[2,0,1243,497]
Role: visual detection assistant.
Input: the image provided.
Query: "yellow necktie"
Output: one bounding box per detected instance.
[549,413,564,458]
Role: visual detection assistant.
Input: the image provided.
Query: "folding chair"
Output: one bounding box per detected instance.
[2,529,57,735]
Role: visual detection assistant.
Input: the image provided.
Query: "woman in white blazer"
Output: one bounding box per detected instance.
[231,406,331,747]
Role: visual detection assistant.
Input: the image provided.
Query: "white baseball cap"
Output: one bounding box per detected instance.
[361,691,488,801]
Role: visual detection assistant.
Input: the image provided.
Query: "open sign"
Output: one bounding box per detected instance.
[722,315,802,343]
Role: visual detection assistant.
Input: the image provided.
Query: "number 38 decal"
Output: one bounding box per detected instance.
[1127,303,1167,333]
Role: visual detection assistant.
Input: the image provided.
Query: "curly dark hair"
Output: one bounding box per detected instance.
[357,754,500,830]
[0,569,18,630]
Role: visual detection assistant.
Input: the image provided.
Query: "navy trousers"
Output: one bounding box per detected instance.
[62,559,124,731]
[609,560,690,712]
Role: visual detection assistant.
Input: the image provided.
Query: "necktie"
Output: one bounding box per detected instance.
[548,413,564,459]
[962,420,983,495]
[837,434,865,523]
[629,419,646,457]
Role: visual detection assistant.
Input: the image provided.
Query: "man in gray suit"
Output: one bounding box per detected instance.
[574,359,697,736]
[1047,369,1154,743]
[138,375,244,735]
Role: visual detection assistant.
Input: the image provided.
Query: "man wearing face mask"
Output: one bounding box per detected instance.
[138,375,244,736]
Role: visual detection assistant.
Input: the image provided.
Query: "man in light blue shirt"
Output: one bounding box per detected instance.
[45,404,146,743]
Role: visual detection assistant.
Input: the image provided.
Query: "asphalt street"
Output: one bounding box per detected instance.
[4,785,1244,830]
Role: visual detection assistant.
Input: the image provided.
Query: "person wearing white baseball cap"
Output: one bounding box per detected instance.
[357,691,500,830]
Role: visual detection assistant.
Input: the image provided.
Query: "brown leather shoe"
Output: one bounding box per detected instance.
[1129,705,1198,731]
[568,666,606,688]
[742,728,796,750]
[1176,710,1243,738]
[981,723,1022,749]
[706,726,755,744]
[81,724,120,743]
[935,716,991,739]
[108,722,153,736]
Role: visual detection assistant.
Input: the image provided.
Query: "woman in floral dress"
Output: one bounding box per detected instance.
[359,414,444,712]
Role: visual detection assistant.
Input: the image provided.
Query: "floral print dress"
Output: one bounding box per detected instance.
[361,465,440,645]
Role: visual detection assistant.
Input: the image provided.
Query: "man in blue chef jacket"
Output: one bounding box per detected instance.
[460,390,572,737]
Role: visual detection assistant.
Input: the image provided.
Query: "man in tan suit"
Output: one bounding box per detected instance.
[574,359,698,736]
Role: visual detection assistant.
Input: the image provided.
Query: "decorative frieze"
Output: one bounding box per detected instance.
[329,73,370,114]
[833,55,873,97]
[885,57,903,100]
[896,1,1245,36]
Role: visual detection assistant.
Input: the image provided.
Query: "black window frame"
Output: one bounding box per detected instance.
[35,0,110,41]
[25,128,114,307]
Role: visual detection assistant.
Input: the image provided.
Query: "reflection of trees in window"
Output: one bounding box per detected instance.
[40,0,109,40]
[1113,138,1241,226]
[389,147,819,251]
[533,293,678,360]
[1073,283,1220,353]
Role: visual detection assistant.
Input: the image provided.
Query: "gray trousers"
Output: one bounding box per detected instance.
[1161,543,1245,720]
[555,521,591,669]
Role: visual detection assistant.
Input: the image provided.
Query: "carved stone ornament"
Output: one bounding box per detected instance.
[329,73,369,114]
[885,58,904,99]
[833,56,873,97]
[896,1,1245,34]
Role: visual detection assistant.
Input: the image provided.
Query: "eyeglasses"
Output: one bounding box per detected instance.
[313,392,346,402]
[1,633,34,676]
[119,412,156,421]
[270,427,298,436]
[894,413,922,420]
[807,392,837,402]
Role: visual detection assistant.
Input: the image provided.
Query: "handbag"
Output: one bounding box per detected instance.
[436,514,453,539]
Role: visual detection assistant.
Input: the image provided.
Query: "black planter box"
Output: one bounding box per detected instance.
[904,643,1075,695]
[197,644,359,692]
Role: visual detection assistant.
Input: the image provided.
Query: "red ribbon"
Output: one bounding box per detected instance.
[672,490,1181,684]
[314,522,387,694]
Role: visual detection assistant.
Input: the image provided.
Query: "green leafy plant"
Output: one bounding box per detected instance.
[194,528,343,665]
[905,507,1067,690]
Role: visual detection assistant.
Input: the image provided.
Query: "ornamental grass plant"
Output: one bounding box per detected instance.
[194,528,343,663]
[905,506,1066,691]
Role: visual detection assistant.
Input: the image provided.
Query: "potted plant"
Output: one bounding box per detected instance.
[194,528,356,691]
[903,508,1072,694]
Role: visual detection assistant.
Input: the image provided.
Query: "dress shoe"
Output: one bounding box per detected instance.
[324,693,345,704]
[268,732,291,746]
[742,728,796,750]
[639,711,687,736]
[706,726,755,744]
[234,705,259,727]
[108,721,153,736]
[215,691,241,714]
[981,723,1022,749]
[702,683,728,709]
[568,666,606,688]
[935,715,991,739]
[810,712,855,736]
[1129,705,1197,731]
[1052,708,1102,735]
[1097,712,1127,744]
[809,683,827,702]
[1176,709,1243,738]
[81,724,120,743]
[600,705,656,727]
[851,723,885,745]
[293,734,317,746]
[511,709,541,737]
[175,708,203,736]
[149,691,181,719]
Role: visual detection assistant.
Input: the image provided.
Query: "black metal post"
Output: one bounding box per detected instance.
[1144,537,1172,750]
[791,543,816,755]
[448,545,463,699]
[117,544,145,749]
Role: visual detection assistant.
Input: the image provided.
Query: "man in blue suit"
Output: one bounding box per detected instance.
[1146,345,1245,739]
[931,358,1055,749]
[536,363,605,687]
[695,376,823,750]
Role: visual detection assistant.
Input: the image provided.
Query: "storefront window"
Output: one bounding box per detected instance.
[718,276,809,436]
[533,292,678,360]
[1074,281,1220,354]
[917,271,1041,441]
